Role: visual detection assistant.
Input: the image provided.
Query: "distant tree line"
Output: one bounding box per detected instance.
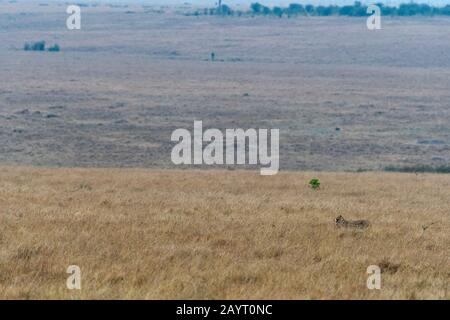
[189,2,450,17]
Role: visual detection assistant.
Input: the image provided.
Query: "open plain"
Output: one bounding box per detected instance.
[0,167,449,299]
[0,2,449,300]
[1,3,450,170]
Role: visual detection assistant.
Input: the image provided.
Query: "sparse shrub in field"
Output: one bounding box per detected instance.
[309,178,321,190]
[32,41,45,51]
[24,41,46,51]
[24,41,61,52]
[48,44,60,52]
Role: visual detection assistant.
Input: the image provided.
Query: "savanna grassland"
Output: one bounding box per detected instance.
[0,2,449,300]
[0,167,448,299]
[1,3,450,170]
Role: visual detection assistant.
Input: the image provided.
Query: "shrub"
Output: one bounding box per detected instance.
[48,44,60,52]
[31,41,46,51]
[24,41,46,51]
[309,178,321,190]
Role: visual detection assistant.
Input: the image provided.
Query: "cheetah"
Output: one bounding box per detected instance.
[335,215,370,229]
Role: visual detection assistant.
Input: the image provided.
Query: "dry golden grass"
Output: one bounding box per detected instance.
[0,166,448,299]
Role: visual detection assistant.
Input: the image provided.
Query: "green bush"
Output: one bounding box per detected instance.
[23,41,60,52]
[309,178,321,190]
[24,41,46,51]
[48,44,60,52]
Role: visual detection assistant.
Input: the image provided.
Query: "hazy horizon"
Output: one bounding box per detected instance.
[12,0,450,7]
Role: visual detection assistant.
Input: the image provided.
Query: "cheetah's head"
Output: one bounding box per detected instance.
[335,215,345,224]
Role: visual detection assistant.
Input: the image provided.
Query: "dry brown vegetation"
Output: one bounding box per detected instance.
[0,167,448,299]
[0,2,449,300]
[1,3,450,170]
